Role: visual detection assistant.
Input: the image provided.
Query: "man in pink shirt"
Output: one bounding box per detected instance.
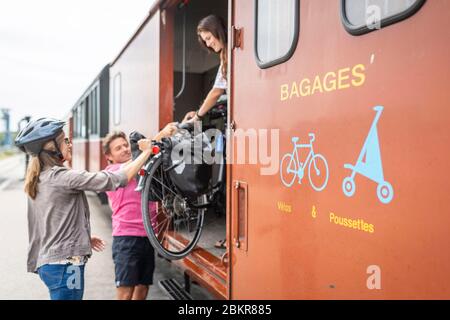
[103,125,176,300]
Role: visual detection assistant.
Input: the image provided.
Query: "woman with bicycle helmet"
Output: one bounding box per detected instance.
[15,118,176,300]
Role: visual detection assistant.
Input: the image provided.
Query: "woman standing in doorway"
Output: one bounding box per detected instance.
[183,14,228,122]
[183,15,228,250]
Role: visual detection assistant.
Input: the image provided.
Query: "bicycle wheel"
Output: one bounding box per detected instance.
[308,154,329,192]
[280,153,297,187]
[141,154,205,260]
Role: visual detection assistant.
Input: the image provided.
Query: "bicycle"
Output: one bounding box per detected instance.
[280,133,329,191]
[136,104,226,260]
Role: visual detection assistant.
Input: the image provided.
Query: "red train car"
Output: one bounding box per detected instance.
[71,0,450,299]
[71,65,110,173]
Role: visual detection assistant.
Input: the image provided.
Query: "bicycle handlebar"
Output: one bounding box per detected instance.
[177,122,194,131]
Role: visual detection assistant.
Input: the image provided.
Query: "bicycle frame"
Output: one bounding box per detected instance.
[287,138,317,176]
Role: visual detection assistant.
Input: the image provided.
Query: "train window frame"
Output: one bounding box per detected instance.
[77,106,81,139]
[341,0,426,36]
[91,88,96,136]
[254,0,300,69]
[72,107,78,138]
[113,73,122,126]
[89,85,99,136]
[87,94,92,136]
[81,101,87,139]
[94,86,99,135]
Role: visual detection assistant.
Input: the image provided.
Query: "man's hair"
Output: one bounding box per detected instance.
[102,131,127,156]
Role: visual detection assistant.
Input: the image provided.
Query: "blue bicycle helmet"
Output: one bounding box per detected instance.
[15,118,65,157]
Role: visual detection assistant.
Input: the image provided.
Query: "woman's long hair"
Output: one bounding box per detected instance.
[197,15,228,79]
[24,134,64,199]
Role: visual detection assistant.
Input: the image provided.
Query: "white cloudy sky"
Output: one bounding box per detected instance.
[0,0,156,131]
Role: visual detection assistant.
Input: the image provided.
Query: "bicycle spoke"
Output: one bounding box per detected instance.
[153,214,170,232]
[151,206,170,222]
[156,217,170,242]
[161,216,173,242]
[153,175,183,199]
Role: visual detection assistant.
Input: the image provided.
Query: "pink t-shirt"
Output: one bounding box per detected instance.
[105,163,155,237]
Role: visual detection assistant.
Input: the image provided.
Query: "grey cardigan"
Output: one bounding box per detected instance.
[27,166,128,273]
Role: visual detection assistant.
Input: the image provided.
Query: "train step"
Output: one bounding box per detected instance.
[158,278,193,300]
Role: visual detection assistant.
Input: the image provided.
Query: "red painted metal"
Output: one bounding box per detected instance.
[68,0,450,299]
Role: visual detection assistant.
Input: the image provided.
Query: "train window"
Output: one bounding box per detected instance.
[255,0,299,69]
[76,107,80,138]
[78,105,82,138]
[113,73,122,126]
[72,108,78,138]
[89,87,99,135]
[80,102,87,138]
[74,105,79,138]
[88,95,92,135]
[91,91,96,135]
[341,0,426,35]
[73,106,80,138]
[93,87,98,134]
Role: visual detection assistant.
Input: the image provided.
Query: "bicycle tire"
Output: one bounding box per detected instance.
[308,154,329,192]
[280,153,297,187]
[141,154,205,260]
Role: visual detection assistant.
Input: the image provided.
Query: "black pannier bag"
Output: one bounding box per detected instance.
[161,132,213,201]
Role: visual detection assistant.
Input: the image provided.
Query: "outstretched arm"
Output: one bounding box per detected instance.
[183,88,224,123]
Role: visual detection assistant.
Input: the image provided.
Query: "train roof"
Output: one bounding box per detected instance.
[70,64,110,112]
[110,0,167,66]
[68,0,167,113]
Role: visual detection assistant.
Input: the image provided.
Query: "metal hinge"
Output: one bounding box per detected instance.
[231,26,242,49]
[229,120,236,132]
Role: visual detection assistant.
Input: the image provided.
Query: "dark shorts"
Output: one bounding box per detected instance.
[112,236,155,287]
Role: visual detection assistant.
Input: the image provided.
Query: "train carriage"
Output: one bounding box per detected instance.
[70,0,450,299]
[71,65,110,173]
[228,0,450,299]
